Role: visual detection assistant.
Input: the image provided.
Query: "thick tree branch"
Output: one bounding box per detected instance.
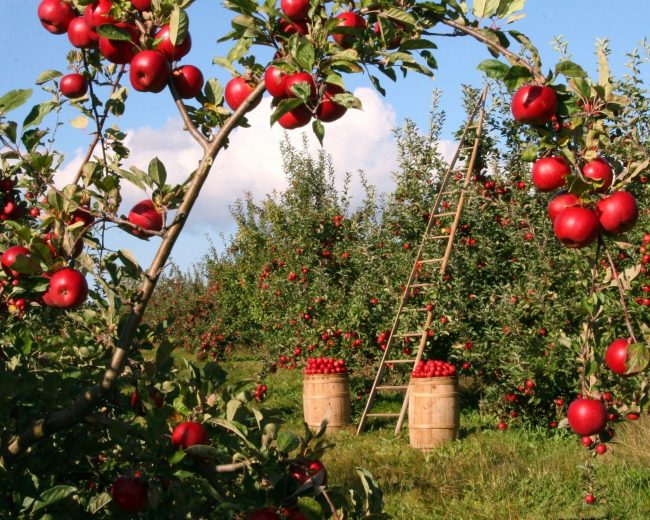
[2,81,266,462]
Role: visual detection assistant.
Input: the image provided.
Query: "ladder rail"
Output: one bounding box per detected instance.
[357,84,490,436]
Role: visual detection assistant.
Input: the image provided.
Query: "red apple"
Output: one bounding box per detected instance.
[264,66,287,98]
[111,476,148,513]
[154,25,192,62]
[129,50,170,93]
[1,245,31,277]
[605,338,641,376]
[567,398,607,436]
[277,105,312,129]
[171,421,208,449]
[548,192,579,223]
[67,16,99,48]
[281,508,307,520]
[225,77,260,110]
[85,0,116,29]
[281,0,310,22]
[332,11,367,48]
[284,72,316,99]
[172,65,205,99]
[44,268,89,309]
[595,191,638,234]
[553,206,600,248]
[373,20,402,49]
[510,85,557,126]
[581,157,613,193]
[128,199,164,233]
[98,22,139,64]
[38,0,76,34]
[60,73,88,98]
[531,156,571,192]
[131,0,151,11]
[278,17,308,36]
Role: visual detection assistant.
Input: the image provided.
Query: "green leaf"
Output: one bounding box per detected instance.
[626,343,650,375]
[169,450,187,465]
[121,167,147,190]
[117,249,143,277]
[381,7,417,27]
[555,60,588,79]
[96,24,134,41]
[295,41,316,71]
[270,98,304,126]
[0,89,32,114]
[496,0,525,18]
[226,399,242,421]
[520,145,538,162]
[473,0,501,18]
[185,445,220,460]
[70,115,89,128]
[296,497,323,520]
[477,59,510,80]
[148,157,167,187]
[502,65,533,90]
[88,492,112,514]
[32,485,77,513]
[203,78,224,106]
[36,70,62,85]
[23,102,57,129]
[276,431,300,452]
[0,121,18,143]
[508,30,541,71]
[169,7,190,47]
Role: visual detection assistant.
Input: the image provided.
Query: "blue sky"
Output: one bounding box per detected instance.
[1,1,649,270]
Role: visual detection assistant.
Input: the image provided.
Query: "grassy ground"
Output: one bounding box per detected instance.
[221,358,650,519]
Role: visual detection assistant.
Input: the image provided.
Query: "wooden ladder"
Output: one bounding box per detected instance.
[356,85,489,436]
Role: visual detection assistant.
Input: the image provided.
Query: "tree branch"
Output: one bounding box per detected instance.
[604,245,638,343]
[168,77,210,151]
[2,81,266,462]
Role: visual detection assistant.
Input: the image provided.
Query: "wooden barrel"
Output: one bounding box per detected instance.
[408,376,459,450]
[303,373,351,432]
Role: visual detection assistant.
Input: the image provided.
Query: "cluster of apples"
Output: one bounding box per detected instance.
[412,359,457,378]
[0,178,24,221]
[37,0,204,99]
[303,357,347,374]
[511,84,639,248]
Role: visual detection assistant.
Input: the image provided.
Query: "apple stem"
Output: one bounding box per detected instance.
[604,246,638,343]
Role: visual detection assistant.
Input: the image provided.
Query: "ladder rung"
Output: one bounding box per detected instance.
[385,359,416,364]
[409,283,435,288]
[366,413,400,418]
[402,307,432,312]
[395,332,424,338]
[434,211,456,217]
[425,235,449,240]
[419,258,443,264]
[376,385,408,391]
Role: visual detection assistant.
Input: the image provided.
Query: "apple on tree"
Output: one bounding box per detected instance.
[98,22,139,64]
[581,157,613,193]
[172,65,205,100]
[605,338,643,376]
[60,73,88,99]
[224,76,260,110]
[154,25,192,62]
[281,0,310,22]
[131,0,151,11]
[171,421,209,449]
[566,398,607,436]
[38,0,76,35]
[247,508,280,520]
[531,156,571,192]
[127,199,164,234]
[67,16,99,49]
[547,192,579,223]
[315,84,347,123]
[552,206,600,248]
[277,105,312,129]
[510,84,557,126]
[1,245,31,277]
[111,475,148,513]
[332,11,367,49]
[43,267,89,309]
[84,0,116,29]
[595,191,638,234]
[284,72,316,99]
[264,66,288,98]
[129,50,170,93]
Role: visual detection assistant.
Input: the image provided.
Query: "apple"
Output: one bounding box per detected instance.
[60,73,88,98]
[111,476,148,513]
[547,192,579,223]
[566,398,607,436]
[373,20,402,49]
[595,444,607,455]
[172,65,205,99]
[131,0,151,11]
[497,421,507,431]
[315,84,347,122]
[332,11,367,48]
[247,509,280,520]
[98,22,139,64]
[154,25,192,62]
[595,191,638,234]
[171,421,208,449]
[128,199,164,234]
[1,245,30,277]
[225,77,261,110]
[585,494,595,505]
[510,85,557,125]
[531,156,571,192]
[281,508,307,520]
[290,459,327,485]
[43,268,89,309]
[85,0,116,29]
[264,66,287,98]
[284,72,316,98]
[129,50,170,93]
[581,157,613,193]
[281,0,310,22]
[277,105,312,129]
[605,338,640,376]
[67,16,99,48]
[553,206,600,248]
[38,0,76,34]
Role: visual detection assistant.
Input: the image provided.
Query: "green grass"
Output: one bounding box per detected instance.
[221,356,650,519]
